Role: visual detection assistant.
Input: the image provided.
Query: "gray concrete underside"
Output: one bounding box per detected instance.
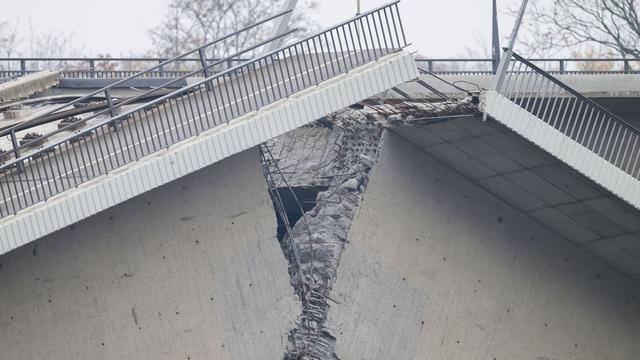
[327,130,640,359]
[0,148,298,359]
[393,116,640,280]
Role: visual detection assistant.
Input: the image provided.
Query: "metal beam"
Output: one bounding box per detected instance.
[264,0,300,53]
[491,0,500,74]
[492,0,528,91]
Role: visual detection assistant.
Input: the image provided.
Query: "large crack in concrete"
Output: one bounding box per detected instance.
[260,97,477,359]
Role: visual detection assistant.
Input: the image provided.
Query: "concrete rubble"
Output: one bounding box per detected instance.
[0,70,61,103]
[261,97,478,359]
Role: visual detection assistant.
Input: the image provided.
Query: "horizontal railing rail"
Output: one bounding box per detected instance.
[415,57,640,75]
[0,1,408,218]
[0,61,247,79]
[496,52,640,180]
[0,52,251,79]
[5,9,292,123]
[4,57,637,78]
[5,56,640,78]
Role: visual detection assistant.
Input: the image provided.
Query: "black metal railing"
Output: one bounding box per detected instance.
[415,57,640,75]
[4,56,639,78]
[0,1,407,218]
[496,52,640,180]
[0,57,250,79]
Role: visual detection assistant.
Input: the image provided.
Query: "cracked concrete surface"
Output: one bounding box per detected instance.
[261,98,477,359]
[263,122,381,359]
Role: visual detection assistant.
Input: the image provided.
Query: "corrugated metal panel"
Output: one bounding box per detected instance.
[484,89,640,211]
[0,51,419,255]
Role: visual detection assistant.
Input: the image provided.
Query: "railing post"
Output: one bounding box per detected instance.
[10,129,23,173]
[428,60,433,73]
[198,48,213,91]
[493,0,529,91]
[158,59,165,76]
[559,60,565,74]
[89,59,96,78]
[20,60,26,75]
[624,60,631,73]
[104,89,116,118]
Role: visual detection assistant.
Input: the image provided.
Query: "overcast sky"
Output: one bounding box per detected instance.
[1,0,520,58]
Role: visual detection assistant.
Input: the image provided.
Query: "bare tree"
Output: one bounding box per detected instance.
[149,0,320,62]
[0,21,20,58]
[515,0,640,57]
[0,19,85,73]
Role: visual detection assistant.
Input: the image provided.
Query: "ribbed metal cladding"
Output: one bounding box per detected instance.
[0,51,418,255]
[484,89,640,211]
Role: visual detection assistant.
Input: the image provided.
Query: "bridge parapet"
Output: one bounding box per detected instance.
[484,52,640,210]
[0,2,417,253]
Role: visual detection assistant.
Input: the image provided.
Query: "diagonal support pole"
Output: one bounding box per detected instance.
[491,0,501,74]
[492,0,528,91]
[264,0,300,54]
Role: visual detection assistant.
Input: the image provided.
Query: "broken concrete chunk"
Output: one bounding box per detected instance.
[0,70,61,103]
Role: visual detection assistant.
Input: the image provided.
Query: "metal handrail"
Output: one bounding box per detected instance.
[496,51,640,180]
[5,57,639,77]
[0,28,298,160]
[0,9,292,136]
[414,57,640,74]
[0,57,230,62]
[510,52,640,137]
[0,1,407,218]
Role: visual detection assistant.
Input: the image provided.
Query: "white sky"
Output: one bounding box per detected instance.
[1,0,520,58]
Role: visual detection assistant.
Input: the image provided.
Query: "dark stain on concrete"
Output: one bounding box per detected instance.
[230,211,248,218]
[180,216,195,222]
[131,307,139,326]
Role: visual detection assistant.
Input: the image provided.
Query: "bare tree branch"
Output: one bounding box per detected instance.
[512,0,640,58]
[149,0,320,65]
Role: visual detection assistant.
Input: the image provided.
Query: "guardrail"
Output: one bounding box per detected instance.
[496,52,640,180]
[3,57,639,78]
[0,57,250,79]
[0,9,293,160]
[415,58,640,75]
[0,1,408,218]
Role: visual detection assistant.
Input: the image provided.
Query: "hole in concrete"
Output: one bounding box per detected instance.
[259,117,387,359]
[273,186,328,240]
